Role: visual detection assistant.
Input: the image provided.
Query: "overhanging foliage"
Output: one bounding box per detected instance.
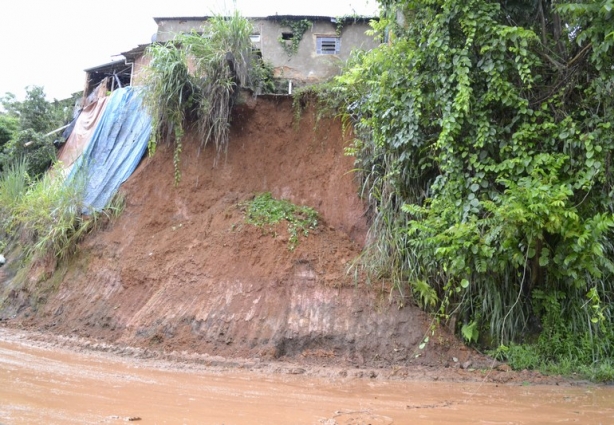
[335,0,614,375]
[143,11,269,183]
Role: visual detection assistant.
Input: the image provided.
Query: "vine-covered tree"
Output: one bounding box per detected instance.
[337,0,614,379]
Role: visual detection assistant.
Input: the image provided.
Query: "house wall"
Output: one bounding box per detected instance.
[156,18,208,42]
[153,17,378,85]
[130,54,151,87]
[254,19,377,84]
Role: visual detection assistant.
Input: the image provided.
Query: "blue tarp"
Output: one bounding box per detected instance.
[68,86,152,212]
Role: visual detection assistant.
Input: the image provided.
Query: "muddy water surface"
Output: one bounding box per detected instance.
[1,331,612,425]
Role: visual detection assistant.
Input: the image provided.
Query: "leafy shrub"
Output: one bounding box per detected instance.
[0,115,18,152]
[0,86,77,176]
[1,129,56,178]
[249,59,276,95]
[332,0,614,377]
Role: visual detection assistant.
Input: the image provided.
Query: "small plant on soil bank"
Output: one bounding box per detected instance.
[243,192,318,250]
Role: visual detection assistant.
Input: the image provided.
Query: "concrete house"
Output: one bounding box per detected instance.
[83,15,378,97]
[154,15,378,86]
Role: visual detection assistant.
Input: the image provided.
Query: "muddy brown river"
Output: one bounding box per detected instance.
[0,330,612,424]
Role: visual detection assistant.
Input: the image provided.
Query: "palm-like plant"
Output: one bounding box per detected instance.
[143,11,260,180]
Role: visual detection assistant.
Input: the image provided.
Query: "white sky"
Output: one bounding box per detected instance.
[0,0,379,102]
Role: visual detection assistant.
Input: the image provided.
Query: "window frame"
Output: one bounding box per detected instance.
[316,36,341,55]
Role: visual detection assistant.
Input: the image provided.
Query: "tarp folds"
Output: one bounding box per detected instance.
[60,112,79,140]
[57,96,108,171]
[68,86,152,212]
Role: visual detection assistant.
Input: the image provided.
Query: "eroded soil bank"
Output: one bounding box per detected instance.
[1,98,613,423]
[1,96,471,369]
[1,328,613,425]
[1,95,573,385]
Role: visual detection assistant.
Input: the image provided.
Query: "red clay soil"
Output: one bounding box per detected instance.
[1,96,500,375]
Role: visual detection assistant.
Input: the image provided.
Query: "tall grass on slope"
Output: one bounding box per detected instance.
[143,11,260,182]
[0,158,30,248]
[0,162,93,262]
[142,43,196,184]
[187,11,254,158]
[20,171,91,261]
[0,158,29,214]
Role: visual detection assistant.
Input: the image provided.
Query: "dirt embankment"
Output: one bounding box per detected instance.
[0,96,490,372]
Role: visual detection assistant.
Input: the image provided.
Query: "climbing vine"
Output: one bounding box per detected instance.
[335,0,614,379]
[333,14,365,36]
[278,19,312,57]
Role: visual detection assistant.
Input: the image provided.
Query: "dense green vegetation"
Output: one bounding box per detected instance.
[0,160,90,260]
[143,11,273,183]
[0,86,97,266]
[1,1,611,381]
[0,86,76,177]
[331,0,614,380]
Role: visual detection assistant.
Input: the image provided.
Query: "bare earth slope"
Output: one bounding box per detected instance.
[4,96,475,369]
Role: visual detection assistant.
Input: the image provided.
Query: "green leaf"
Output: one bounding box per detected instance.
[539,247,550,267]
[461,321,479,343]
[419,336,429,350]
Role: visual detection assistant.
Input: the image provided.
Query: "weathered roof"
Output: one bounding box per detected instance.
[153,15,375,24]
[153,16,209,23]
[84,60,129,73]
[266,15,375,23]
[121,44,149,61]
[84,44,148,73]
